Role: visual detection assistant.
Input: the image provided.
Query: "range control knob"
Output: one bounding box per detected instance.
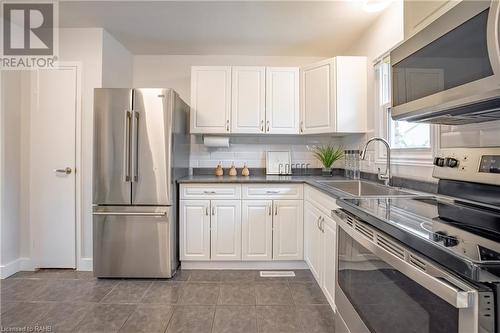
[445,158,459,168]
[443,235,459,247]
[433,157,445,167]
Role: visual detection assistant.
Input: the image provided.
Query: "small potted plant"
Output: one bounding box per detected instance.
[311,144,344,176]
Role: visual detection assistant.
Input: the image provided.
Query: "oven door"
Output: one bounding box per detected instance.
[390,0,500,123]
[334,214,485,333]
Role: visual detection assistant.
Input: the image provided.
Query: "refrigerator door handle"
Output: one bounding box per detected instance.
[93,211,168,217]
[123,111,132,182]
[131,110,139,182]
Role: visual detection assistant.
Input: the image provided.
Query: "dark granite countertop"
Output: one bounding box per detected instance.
[177,174,430,200]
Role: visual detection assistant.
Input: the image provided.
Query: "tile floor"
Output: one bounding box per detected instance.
[0,269,335,333]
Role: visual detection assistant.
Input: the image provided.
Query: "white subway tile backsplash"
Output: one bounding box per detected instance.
[189,135,343,170]
[440,121,500,148]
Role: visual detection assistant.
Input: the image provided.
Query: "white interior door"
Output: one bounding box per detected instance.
[31,67,78,268]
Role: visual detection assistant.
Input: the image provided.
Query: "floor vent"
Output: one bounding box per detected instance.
[259,271,296,278]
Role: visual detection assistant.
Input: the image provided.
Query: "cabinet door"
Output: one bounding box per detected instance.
[242,200,273,261]
[210,200,242,261]
[272,200,303,260]
[335,56,367,133]
[304,201,323,282]
[190,66,231,134]
[231,67,266,134]
[265,67,299,134]
[322,215,336,309]
[180,200,210,261]
[300,60,336,134]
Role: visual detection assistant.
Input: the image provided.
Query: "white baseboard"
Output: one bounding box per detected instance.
[181,260,308,270]
[0,257,34,279]
[78,257,93,271]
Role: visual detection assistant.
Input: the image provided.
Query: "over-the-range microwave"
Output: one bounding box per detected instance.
[390,0,500,125]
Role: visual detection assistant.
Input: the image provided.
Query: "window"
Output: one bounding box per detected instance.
[375,56,437,165]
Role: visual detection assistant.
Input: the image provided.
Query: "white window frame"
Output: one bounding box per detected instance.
[374,56,440,167]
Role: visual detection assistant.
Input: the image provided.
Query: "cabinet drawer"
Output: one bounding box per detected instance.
[180,184,241,200]
[242,184,303,199]
[304,185,338,216]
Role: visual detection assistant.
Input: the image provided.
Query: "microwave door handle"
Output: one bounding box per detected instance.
[338,219,476,309]
[487,1,500,76]
[123,111,131,182]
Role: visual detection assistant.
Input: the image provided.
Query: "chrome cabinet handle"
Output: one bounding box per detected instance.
[226,119,230,132]
[55,167,72,175]
[266,190,280,194]
[205,206,209,216]
[320,217,325,233]
[204,191,217,194]
[300,121,304,133]
[274,205,278,215]
[261,120,264,132]
[212,206,216,216]
[317,216,321,230]
[266,120,270,132]
[268,205,272,216]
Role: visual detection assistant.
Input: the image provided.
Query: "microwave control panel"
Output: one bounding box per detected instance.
[432,148,500,185]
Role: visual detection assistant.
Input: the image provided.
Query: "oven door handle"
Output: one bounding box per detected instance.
[336,213,477,309]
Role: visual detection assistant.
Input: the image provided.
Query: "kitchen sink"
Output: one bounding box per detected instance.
[316,180,416,197]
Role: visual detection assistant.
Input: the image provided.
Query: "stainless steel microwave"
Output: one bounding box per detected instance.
[390,1,500,125]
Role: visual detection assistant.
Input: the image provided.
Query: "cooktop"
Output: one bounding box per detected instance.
[339,195,500,282]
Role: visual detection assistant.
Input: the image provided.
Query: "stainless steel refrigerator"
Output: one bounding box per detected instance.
[92,88,189,278]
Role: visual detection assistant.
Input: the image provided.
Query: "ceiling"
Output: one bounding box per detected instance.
[59,1,385,56]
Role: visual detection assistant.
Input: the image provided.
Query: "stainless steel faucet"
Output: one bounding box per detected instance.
[360,137,391,186]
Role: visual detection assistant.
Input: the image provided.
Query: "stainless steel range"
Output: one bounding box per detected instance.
[334,148,500,333]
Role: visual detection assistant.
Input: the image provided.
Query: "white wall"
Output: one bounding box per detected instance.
[341,1,438,182]
[133,55,324,103]
[59,28,104,264]
[0,29,133,277]
[1,71,22,271]
[102,30,133,88]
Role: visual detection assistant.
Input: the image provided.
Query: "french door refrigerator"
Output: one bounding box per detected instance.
[93,88,189,278]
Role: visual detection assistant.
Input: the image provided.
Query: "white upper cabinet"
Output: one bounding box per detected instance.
[231,67,266,134]
[404,0,460,39]
[300,61,335,134]
[266,67,300,134]
[300,56,367,134]
[190,66,231,134]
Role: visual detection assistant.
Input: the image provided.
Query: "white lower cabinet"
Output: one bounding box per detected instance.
[304,201,323,280]
[273,200,304,260]
[304,186,338,310]
[322,214,336,307]
[242,200,273,260]
[211,200,242,261]
[180,200,211,261]
[180,184,304,263]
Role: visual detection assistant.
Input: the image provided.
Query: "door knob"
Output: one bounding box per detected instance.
[54,167,72,175]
